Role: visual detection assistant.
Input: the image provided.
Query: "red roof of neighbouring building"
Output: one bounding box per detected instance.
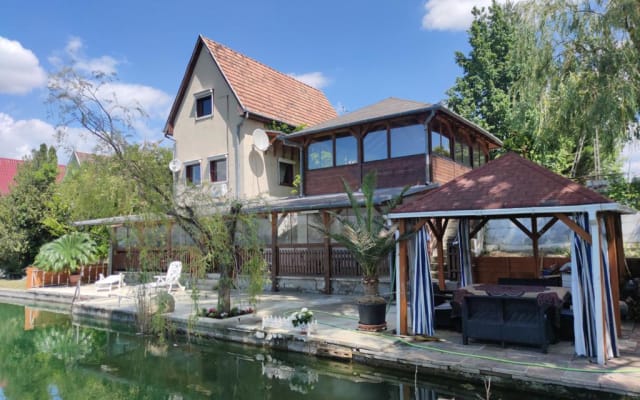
[392,152,613,214]
[164,36,337,134]
[0,158,66,195]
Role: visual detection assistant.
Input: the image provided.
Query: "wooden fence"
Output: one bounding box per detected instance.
[113,245,388,280]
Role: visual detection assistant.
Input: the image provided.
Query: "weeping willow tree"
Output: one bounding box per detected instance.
[509,0,640,179]
[449,0,640,180]
[48,67,267,314]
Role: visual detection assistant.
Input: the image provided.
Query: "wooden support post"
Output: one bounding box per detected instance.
[271,212,279,292]
[398,220,408,335]
[323,211,332,294]
[436,221,446,291]
[531,217,540,274]
[605,214,622,337]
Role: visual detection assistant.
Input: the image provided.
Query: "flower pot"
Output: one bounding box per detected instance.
[68,274,81,287]
[357,296,387,331]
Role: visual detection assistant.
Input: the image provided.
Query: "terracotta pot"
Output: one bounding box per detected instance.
[68,274,81,286]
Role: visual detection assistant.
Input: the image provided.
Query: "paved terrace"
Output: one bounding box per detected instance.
[0,284,639,398]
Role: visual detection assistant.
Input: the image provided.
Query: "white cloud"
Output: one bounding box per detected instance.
[0,37,47,94]
[288,72,330,89]
[59,36,119,75]
[421,0,519,31]
[98,82,172,120]
[0,113,99,163]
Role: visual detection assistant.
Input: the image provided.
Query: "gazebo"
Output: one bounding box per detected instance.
[388,152,633,365]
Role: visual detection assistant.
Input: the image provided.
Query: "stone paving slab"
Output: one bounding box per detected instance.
[3,285,640,398]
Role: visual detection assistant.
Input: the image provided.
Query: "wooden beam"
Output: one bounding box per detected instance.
[605,214,622,337]
[271,212,279,292]
[538,216,559,238]
[531,217,540,274]
[398,220,408,335]
[555,213,592,244]
[509,217,534,239]
[323,211,332,294]
[469,217,489,239]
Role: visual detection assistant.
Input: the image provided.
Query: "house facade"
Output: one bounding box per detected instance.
[163,35,336,200]
[112,36,505,294]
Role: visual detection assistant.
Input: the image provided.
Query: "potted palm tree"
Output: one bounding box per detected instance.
[34,232,99,286]
[322,171,408,330]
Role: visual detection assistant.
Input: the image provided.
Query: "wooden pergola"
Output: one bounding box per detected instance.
[388,153,632,365]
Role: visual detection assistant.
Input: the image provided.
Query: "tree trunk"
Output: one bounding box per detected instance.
[362,276,379,297]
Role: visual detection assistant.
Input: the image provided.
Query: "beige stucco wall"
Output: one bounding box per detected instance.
[171,47,300,200]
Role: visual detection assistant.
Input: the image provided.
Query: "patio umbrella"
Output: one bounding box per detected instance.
[411,227,434,336]
[457,219,473,287]
[571,213,618,360]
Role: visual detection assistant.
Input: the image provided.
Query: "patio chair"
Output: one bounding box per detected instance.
[95,273,125,292]
[152,261,185,292]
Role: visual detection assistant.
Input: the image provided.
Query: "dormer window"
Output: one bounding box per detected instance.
[195,90,213,119]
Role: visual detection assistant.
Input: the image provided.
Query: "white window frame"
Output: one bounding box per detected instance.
[184,160,202,186]
[194,89,214,120]
[278,158,295,187]
[207,154,228,184]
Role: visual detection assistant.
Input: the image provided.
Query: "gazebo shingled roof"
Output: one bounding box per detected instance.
[391,152,613,216]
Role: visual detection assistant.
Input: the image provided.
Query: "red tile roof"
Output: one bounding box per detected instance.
[0,158,66,195]
[165,36,337,134]
[392,152,613,214]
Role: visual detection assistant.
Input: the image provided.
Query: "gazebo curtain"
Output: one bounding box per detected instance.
[571,213,618,360]
[458,219,473,287]
[411,226,435,336]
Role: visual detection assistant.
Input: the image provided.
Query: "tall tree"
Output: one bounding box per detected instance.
[447,0,521,145]
[0,144,62,273]
[48,67,266,313]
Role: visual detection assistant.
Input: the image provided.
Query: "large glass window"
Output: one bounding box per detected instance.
[335,135,357,166]
[431,131,450,158]
[391,124,425,157]
[473,146,486,167]
[363,129,387,162]
[462,144,471,166]
[307,138,333,169]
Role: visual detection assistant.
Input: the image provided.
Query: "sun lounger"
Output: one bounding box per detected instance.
[95,273,125,292]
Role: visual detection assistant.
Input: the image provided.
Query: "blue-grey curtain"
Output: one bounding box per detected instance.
[458,219,473,287]
[599,216,619,357]
[571,213,618,360]
[412,227,434,336]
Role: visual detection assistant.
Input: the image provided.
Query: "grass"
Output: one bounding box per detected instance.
[0,278,26,290]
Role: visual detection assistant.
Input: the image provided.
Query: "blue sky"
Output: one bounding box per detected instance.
[1,0,638,175]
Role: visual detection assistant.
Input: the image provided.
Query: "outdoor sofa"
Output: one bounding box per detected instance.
[461,295,554,353]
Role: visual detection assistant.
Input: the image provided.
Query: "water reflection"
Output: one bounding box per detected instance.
[0,303,623,399]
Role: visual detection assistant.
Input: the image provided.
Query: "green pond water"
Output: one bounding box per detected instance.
[0,302,624,399]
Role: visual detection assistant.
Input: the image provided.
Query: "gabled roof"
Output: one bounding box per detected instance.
[390,152,616,217]
[0,157,65,195]
[284,97,502,148]
[164,36,337,134]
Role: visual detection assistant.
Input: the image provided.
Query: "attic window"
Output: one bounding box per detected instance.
[195,90,213,118]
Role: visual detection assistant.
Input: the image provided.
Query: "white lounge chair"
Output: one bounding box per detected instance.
[152,261,185,292]
[95,273,125,292]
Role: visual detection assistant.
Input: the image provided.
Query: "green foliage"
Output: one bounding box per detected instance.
[604,175,640,210]
[0,144,62,273]
[33,232,99,273]
[318,172,407,295]
[448,0,640,179]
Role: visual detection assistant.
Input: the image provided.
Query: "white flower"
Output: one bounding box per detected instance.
[301,307,308,313]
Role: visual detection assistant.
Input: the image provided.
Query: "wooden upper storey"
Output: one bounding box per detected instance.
[282,98,502,196]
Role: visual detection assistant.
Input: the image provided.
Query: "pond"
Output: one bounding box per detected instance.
[0,302,623,399]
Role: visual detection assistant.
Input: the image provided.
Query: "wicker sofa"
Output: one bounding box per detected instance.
[461,295,553,353]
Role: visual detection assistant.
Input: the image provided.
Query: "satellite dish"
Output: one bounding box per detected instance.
[252,129,270,152]
[169,159,182,173]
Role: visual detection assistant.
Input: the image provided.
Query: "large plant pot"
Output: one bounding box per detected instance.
[68,274,81,287]
[357,296,387,331]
